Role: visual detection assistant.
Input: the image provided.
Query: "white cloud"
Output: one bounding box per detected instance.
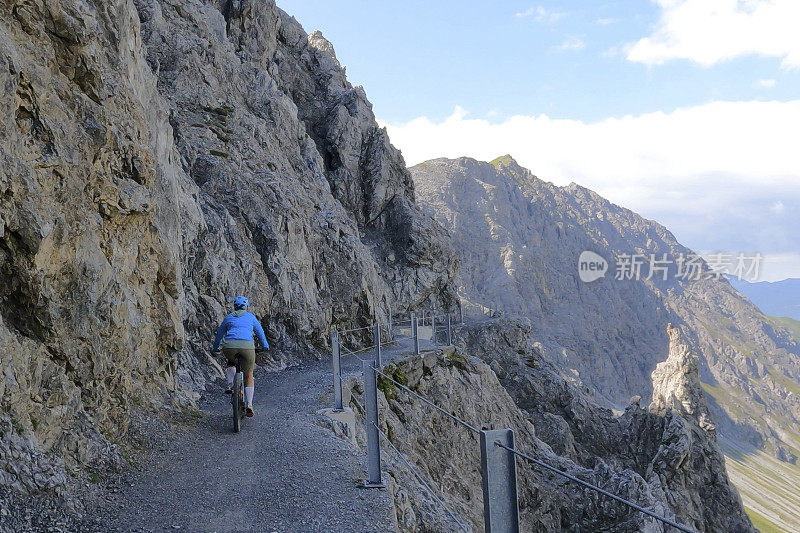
[381,101,800,277]
[384,101,800,183]
[596,17,618,25]
[514,5,566,23]
[756,78,777,88]
[514,6,544,19]
[759,253,800,282]
[627,0,800,69]
[770,201,785,214]
[554,37,585,52]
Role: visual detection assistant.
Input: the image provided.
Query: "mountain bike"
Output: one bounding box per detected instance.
[230,348,265,432]
[231,355,246,433]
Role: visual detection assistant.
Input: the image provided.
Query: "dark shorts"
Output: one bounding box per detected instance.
[222,347,256,373]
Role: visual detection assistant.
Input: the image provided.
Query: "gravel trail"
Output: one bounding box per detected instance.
[101,361,396,533]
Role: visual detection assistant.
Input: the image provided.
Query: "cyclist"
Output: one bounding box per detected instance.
[212,296,268,417]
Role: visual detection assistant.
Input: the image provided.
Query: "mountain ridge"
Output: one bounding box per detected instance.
[411,154,800,531]
[729,277,800,321]
[411,154,800,453]
[0,1,791,530]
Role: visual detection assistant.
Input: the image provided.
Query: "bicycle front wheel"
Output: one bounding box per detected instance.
[232,372,243,432]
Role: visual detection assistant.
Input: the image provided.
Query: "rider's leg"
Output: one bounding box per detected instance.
[244,371,254,405]
[225,366,236,387]
[241,348,256,412]
[221,348,238,392]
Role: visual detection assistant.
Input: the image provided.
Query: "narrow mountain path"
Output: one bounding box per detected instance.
[101,360,396,533]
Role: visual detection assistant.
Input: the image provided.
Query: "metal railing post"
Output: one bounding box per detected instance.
[480,429,520,533]
[374,322,382,367]
[446,314,452,346]
[431,311,437,347]
[331,330,343,411]
[412,313,420,355]
[363,360,385,488]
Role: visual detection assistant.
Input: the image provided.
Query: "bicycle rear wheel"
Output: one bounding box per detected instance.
[232,372,243,432]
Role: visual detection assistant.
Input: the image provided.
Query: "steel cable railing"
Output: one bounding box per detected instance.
[369,363,695,532]
[331,311,696,532]
[336,324,376,335]
[379,326,398,347]
[336,323,397,357]
[339,339,392,360]
[374,422,471,533]
[493,442,697,533]
[350,390,470,532]
[341,346,369,363]
[371,366,481,435]
[340,343,376,359]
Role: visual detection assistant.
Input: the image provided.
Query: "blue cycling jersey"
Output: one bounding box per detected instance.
[212,310,268,351]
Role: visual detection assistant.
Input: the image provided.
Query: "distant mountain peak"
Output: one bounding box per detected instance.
[489,154,520,167]
[728,277,800,320]
[410,154,800,461]
[489,154,529,177]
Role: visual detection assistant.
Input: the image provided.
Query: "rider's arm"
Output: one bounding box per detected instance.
[212,317,230,352]
[253,315,269,350]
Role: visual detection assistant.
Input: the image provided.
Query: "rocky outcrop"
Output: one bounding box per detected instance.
[356,320,753,532]
[636,324,752,531]
[411,156,800,461]
[651,324,714,427]
[0,0,455,501]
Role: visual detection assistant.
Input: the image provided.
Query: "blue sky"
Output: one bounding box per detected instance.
[280,0,798,123]
[279,1,800,281]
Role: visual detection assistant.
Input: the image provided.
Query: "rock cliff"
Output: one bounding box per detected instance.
[0,0,455,499]
[352,320,753,532]
[411,156,800,461]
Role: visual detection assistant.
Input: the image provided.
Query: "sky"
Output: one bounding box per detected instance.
[279,0,799,281]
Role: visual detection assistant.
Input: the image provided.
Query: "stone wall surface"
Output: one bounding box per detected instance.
[0,0,455,497]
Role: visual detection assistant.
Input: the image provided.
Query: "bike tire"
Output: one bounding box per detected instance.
[238,373,246,422]
[232,372,242,432]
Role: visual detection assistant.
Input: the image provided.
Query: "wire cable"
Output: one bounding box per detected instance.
[340,344,373,362]
[335,324,377,335]
[371,366,481,435]
[340,343,378,357]
[374,422,470,533]
[494,442,697,533]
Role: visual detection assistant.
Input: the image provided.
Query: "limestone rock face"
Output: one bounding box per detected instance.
[0,0,455,496]
[639,325,753,532]
[411,156,800,459]
[363,320,754,532]
[651,324,714,430]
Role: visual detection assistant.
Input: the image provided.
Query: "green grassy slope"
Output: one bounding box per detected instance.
[721,316,800,533]
[722,439,800,532]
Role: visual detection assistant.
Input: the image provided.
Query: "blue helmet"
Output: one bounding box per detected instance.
[234,296,249,309]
